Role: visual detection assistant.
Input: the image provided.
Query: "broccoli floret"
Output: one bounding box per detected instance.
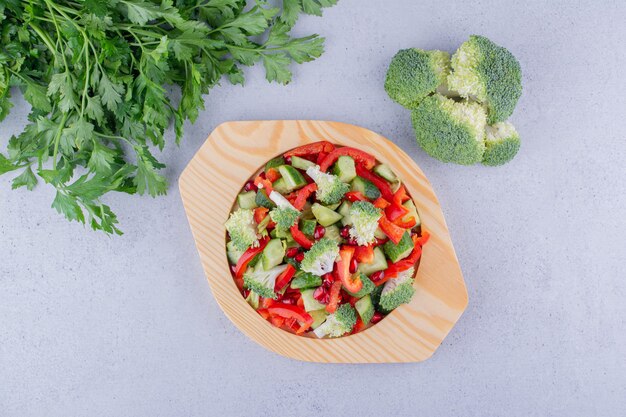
[447,35,522,124]
[385,48,451,109]
[300,237,340,276]
[306,165,350,205]
[313,303,357,338]
[243,264,288,299]
[270,207,300,231]
[348,201,382,246]
[482,121,521,166]
[379,267,416,313]
[411,93,487,165]
[225,208,259,251]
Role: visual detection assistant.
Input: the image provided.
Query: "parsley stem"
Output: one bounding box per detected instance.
[52,112,70,171]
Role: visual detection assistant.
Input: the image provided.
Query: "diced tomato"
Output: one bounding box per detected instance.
[253,175,273,194]
[325,281,343,313]
[284,141,335,157]
[290,224,314,249]
[266,167,281,182]
[234,236,270,279]
[274,263,296,292]
[336,246,362,294]
[354,245,374,264]
[293,183,317,210]
[355,164,394,201]
[372,197,390,209]
[345,191,368,202]
[378,215,405,244]
[319,147,377,172]
[253,207,269,224]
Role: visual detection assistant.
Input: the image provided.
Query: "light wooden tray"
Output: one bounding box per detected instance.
[179,120,468,363]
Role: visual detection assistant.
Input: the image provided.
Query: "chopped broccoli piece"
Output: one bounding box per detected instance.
[225,208,259,251]
[300,237,340,276]
[348,201,382,246]
[270,206,300,231]
[243,264,288,299]
[482,121,521,166]
[306,165,350,205]
[385,48,451,109]
[269,190,297,210]
[411,94,487,165]
[447,35,522,124]
[379,267,416,313]
[313,304,357,338]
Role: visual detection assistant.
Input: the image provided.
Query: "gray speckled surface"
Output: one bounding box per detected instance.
[1,1,626,416]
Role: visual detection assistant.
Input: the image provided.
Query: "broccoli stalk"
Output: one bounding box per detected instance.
[482,121,521,166]
[306,165,350,205]
[225,208,259,251]
[447,35,522,124]
[411,93,487,165]
[313,304,357,338]
[348,201,382,246]
[268,190,300,231]
[300,237,340,276]
[243,264,288,299]
[385,48,451,109]
[379,267,416,313]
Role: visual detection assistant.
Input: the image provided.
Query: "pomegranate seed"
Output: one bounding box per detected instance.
[295,252,305,262]
[322,273,334,287]
[242,289,250,298]
[349,258,358,273]
[259,172,266,179]
[346,238,358,246]
[282,298,294,305]
[340,226,351,238]
[313,286,327,303]
[243,181,257,192]
[371,312,384,324]
[285,156,292,164]
[370,270,385,283]
[286,247,299,258]
[313,225,326,240]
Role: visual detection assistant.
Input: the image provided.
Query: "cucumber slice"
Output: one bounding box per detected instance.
[260,239,285,270]
[291,271,322,289]
[301,289,326,312]
[370,285,383,310]
[383,231,414,262]
[333,156,356,183]
[226,241,244,265]
[311,203,343,227]
[278,165,307,191]
[272,178,291,194]
[338,201,352,226]
[344,273,375,298]
[255,189,275,209]
[402,199,421,227]
[245,291,260,309]
[355,294,374,324]
[265,156,285,171]
[324,202,341,211]
[358,247,388,276]
[237,191,257,209]
[373,163,398,183]
[290,156,316,170]
[309,309,328,330]
[351,176,381,200]
[300,219,317,237]
[324,225,343,244]
[374,227,386,239]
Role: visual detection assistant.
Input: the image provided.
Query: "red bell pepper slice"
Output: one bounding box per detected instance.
[355,164,394,201]
[270,315,285,328]
[378,215,405,244]
[319,147,377,172]
[265,167,281,183]
[253,207,269,224]
[325,281,343,313]
[345,191,368,202]
[260,297,276,309]
[316,151,328,165]
[254,175,273,194]
[416,230,430,246]
[393,216,417,229]
[293,183,317,210]
[234,236,270,280]
[336,246,362,293]
[351,317,365,334]
[392,184,411,206]
[354,245,374,263]
[373,197,390,209]
[257,308,270,320]
[385,202,409,222]
[274,264,296,292]
[284,141,335,157]
[290,224,313,249]
[267,303,314,334]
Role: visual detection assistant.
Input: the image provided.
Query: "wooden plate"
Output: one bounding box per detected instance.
[179,120,468,363]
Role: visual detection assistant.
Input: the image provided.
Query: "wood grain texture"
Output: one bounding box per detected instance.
[179,120,468,363]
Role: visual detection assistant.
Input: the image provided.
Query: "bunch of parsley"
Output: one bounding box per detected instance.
[0,0,336,234]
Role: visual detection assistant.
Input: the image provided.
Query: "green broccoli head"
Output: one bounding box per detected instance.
[411,93,487,165]
[348,201,382,246]
[300,237,340,276]
[385,48,451,109]
[243,264,288,299]
[482,121,521,166]
[447,35,522,124]
[306,166,350,205]
[225,208,259,251]
[313,303,357,338]
[379,267,416,313]
[270,206,300,231]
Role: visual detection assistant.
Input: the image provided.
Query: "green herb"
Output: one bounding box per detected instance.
[0,0,337,234]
